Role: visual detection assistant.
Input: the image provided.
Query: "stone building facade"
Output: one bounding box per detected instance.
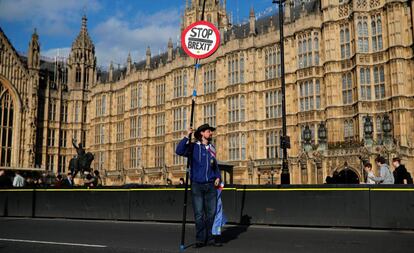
[0,0,413,185]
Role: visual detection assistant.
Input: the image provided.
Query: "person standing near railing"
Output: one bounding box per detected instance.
[176,123,221,248]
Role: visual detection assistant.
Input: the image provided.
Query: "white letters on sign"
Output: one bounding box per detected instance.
[181,21,220,59]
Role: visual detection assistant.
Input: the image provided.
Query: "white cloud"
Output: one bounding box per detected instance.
[92,9,181,67]
[42,47,72,60]
[0,0,101,36]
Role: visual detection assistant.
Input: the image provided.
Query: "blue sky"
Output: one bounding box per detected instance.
[0,0,275,68]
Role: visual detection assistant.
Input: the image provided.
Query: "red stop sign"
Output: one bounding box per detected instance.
[181,21,220,59]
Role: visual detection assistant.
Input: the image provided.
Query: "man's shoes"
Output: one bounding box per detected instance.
[206,239,223,247]
[193,242,205,248]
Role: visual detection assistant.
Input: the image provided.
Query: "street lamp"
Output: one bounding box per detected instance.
[364,116,373,146]
[318,122,327,143]
[273,0,290,184]
[303,125,312,144]
[382,114,392,137]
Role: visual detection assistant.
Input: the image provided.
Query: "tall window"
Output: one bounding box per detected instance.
[102,95,106,115]
[155,113,165,136]
[131,84,138,108]
[173,107,187,132]
[130,116,138,139]
[300,80,321,111]
[228,95,246,123]
[360,68,371,100]
[84,68,89,89]
[203,64,216,94]
[374,66,385,99]
[137,85,142,108]
[228,133,246,161]
[340,25,351,59]
[116,150,124,170]
[266,130,281,159]
[130,146,141,168]
[265,46,281,79]
[265,90,282,118]
[60,102,68,123]
[228,53,244,85]
[0,90,13,167]
[47,129,55,147]
[173,141,187,165]
[371,15,383,51]
[75,66,81,83]
[59,130,67,147]
[357,17,369,52]
[95,151,104,171]
[116,93,125,114]
[95,124,104,144]
[173,70,188,98]
[58,156,66,173]
[47,155,54,171]
[342,73,353,104]
[48,100,56,121]
[155,145,165,167]
[116,122,124,142]
[95,95,106,117]
[156,80,165,105]
[344,119,354,141]
[203,103,216,127]
[297,32,319,68]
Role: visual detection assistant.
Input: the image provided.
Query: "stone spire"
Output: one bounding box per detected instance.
[109,61,114,82]
[127,52,132,75]
[167,38,173,62]
[285,0,292,23]
[249,7,256,36]
[146,46,151,69]
[28,28,40,70]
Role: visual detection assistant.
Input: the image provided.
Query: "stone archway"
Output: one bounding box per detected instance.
[331,166,360,184]
[0,86,14,166]
[0,75,23,167]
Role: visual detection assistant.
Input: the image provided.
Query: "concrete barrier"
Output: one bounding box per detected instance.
[0,185,413,230]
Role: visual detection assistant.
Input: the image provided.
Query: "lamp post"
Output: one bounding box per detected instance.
[317,121,327,150]
[273,0,290,184]
[364,116,373,146]
[382,114,392,145]
[303,125,312,152]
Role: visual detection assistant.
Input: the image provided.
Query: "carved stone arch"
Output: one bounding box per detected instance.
[332,163,361,184]
[0,75,23,167]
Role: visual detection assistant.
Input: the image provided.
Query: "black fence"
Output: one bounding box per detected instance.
[1,185,413,230]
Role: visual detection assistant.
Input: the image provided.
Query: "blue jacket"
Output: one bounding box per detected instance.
[175,137,221,184]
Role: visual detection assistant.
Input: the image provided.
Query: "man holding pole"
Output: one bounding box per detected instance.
[176,123,221,248]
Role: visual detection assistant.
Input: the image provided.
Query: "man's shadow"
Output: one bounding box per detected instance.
[221,185,251,244]
[220,215,251,244]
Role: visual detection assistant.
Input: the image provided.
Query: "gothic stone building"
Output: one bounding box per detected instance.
[0,0,413,185]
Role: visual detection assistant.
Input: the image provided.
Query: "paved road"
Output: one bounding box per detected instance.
[0,218,413,253]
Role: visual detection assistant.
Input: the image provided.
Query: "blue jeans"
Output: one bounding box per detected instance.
[191,182,217,244]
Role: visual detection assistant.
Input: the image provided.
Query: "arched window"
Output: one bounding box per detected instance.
[0,86,14,167]
[76,66,81,83]
[240,95,245,121]
[241,134,246,160]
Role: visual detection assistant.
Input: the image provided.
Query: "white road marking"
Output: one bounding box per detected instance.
[0,238,107,248]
